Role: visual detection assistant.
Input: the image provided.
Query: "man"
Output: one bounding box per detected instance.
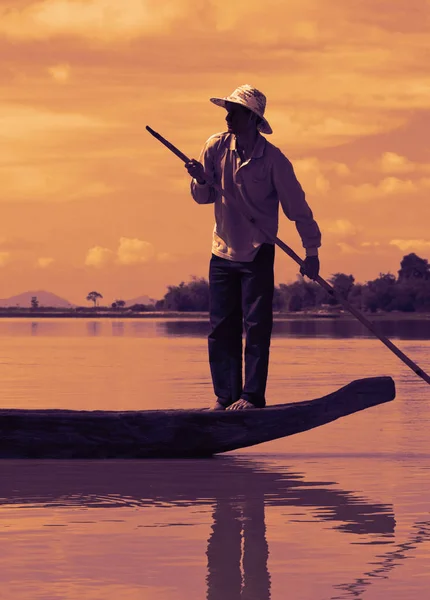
[185,84,321,410]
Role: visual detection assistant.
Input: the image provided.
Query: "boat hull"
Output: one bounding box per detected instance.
[0,376,395,458]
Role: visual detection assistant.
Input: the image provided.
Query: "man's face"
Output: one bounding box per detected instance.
[225,102,256,135]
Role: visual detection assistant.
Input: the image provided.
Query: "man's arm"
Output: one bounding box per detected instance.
[187,137,220,205]
[272,150,321,279]
[272,152,321,251]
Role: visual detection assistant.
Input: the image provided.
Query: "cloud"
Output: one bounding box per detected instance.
[2,0,427,48]
[85,237,156,267]
[0,163,114,202]
[156,252,175,262]
[380,152,416,174]
[330,162,351,177]
[336,242,361,254]
[334,238,383,255]
[47,63,71,82]
[37,257,55,268]
[0,105,105,140]
[1,1,429,160]
[357,152,430,175]
[0,164,63,200]
[116,237,155,265]
[362,152,430,175]
[389,239,430,252]
[326,219,360,236]
[85,246,114,267]
[343,177,430,202]
[294,158,330,194]
[270,107,404,150]
[292,157,351,196]
[0,0,186,41]
[0,252,11,266]
[324,222,385,255]
[0,0,323,43]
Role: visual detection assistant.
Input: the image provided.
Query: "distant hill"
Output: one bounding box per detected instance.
[0,291,74,308]
[124,294,157,306]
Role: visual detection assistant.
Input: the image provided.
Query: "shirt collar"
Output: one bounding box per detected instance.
[228,132,266,160]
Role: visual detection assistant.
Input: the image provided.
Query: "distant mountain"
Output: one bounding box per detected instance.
[0,290,74,308]
[124,294,157,306]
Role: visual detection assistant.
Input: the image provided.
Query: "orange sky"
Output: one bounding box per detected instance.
[1,0,430,304]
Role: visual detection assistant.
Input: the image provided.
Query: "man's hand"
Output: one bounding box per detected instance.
[185,159,206,184]
[300,256,320,280]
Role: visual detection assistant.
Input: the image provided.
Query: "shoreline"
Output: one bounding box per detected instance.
[0,310,429,321]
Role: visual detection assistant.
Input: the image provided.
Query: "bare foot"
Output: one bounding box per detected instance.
[226,399,256,411]
[211,400,226,410]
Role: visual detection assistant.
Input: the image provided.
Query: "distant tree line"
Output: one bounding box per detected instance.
[154,253,430,313]
[154,276,210,312]
[24,253,429,314]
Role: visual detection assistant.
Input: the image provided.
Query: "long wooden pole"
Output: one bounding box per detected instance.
[146,125,430,386]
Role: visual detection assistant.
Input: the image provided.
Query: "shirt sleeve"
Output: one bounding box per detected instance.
[190,136,221,205]
[272,151,322,253]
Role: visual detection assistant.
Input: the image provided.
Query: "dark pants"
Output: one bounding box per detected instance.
[208,243,275,408]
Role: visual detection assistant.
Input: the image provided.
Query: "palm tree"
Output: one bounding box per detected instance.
[86,291,103,308]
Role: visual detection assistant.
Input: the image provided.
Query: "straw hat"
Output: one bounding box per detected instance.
[210,84,272,135]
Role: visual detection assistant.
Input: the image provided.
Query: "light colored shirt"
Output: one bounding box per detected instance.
[190,131,321,262]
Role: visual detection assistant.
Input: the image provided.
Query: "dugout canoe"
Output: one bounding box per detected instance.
[0,376,395,459]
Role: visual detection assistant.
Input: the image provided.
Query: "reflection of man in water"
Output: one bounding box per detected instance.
[186,84,321,411]
[206,493,270,600]
[204,464,396,600]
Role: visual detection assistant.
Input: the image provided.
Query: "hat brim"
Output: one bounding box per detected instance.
[210,97,272,135]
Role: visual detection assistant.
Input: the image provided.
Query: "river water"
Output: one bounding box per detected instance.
[0,318,429,599]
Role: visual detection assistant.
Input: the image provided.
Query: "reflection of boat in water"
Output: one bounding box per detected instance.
[0,458,395,534]
[0,458,396,600]
[0,376,395,458]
